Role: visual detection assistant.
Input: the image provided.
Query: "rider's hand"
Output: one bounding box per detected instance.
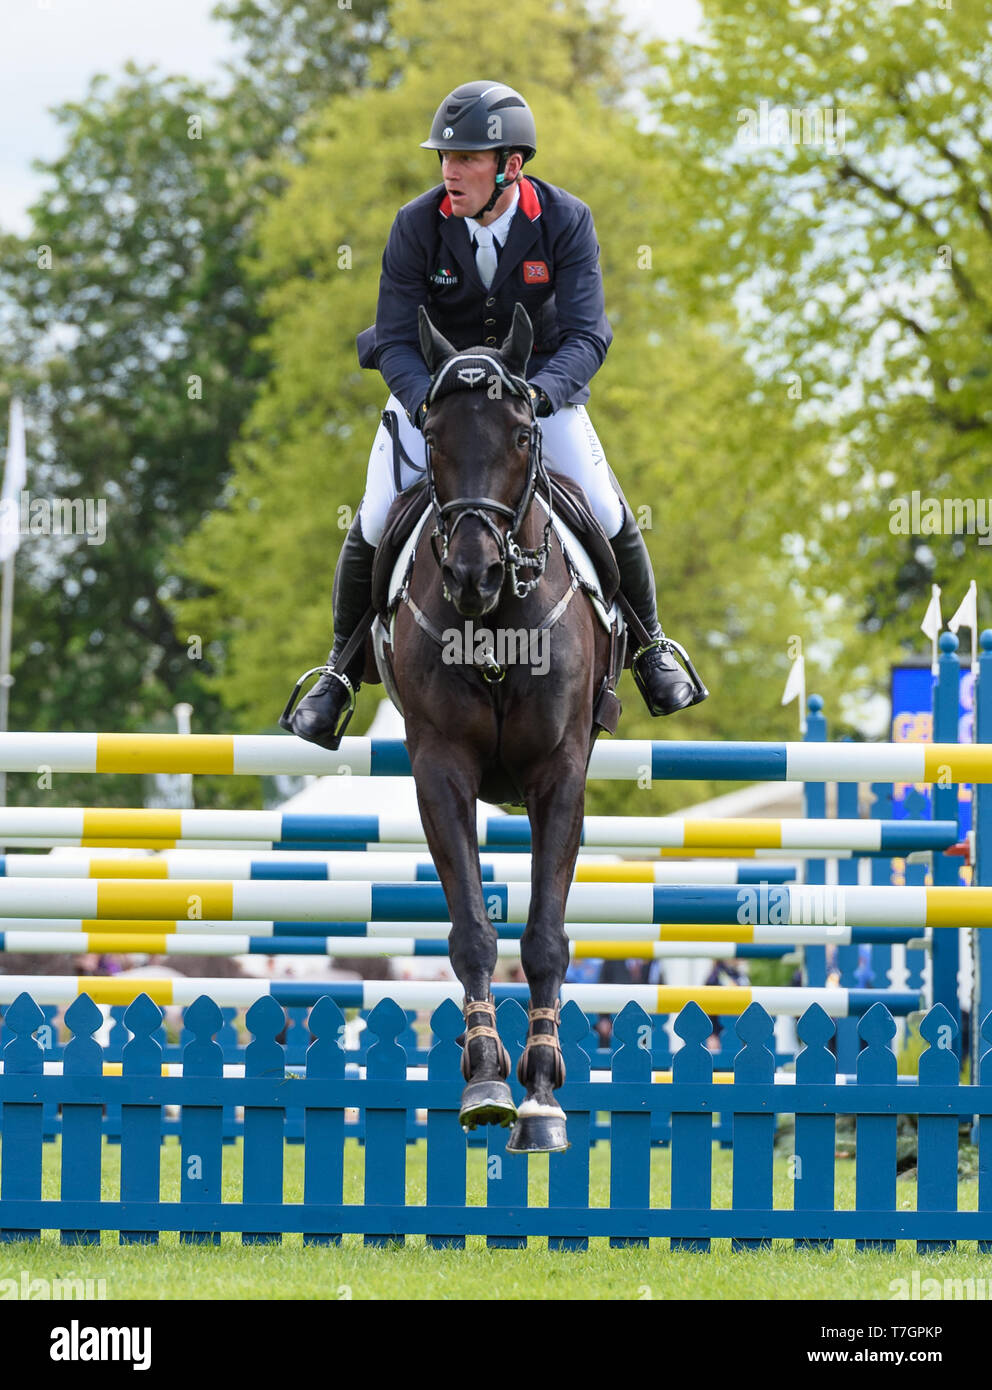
[530,386,553,418]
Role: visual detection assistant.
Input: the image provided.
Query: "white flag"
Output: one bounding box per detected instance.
[948,580,977,634]
[920,583,942,673]
[0,399,27,564]
[781,653,806,732]
[948,579,979,674]
[920,584,942,640]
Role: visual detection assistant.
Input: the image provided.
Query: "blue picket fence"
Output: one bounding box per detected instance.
[0,989,990,1248]
[0,997,832,1150]
[1,999,789,1069]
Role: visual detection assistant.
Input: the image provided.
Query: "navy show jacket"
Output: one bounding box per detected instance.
[356,174,613,419]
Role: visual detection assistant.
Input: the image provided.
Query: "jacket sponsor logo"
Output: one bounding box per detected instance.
[522,260,550,283]
[431,266,459,285]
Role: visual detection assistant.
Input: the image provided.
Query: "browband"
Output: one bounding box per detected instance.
[426,352,534,412]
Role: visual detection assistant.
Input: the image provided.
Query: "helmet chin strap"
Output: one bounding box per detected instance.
[470,148,516,219]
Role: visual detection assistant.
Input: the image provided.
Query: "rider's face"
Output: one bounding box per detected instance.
[441,150,504,216]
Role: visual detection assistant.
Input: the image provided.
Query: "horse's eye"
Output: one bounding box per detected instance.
[517,429,530,448]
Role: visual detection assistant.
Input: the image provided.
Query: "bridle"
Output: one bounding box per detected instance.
[423,352,554,599]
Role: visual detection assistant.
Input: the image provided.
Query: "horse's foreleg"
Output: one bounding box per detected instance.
[507,762,586,1155]
[410,742,515,1131]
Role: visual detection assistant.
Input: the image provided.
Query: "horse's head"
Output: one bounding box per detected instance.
[418,303,542,618]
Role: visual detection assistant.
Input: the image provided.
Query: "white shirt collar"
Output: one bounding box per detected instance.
[464,179,520,247]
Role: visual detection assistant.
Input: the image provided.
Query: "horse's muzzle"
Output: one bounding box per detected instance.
[441,558,504,616]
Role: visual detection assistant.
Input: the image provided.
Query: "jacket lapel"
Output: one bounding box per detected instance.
[438,208,484,291]
[487,178,542,295]
[487,214,540,296]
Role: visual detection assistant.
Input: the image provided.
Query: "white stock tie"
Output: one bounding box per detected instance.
[474,226,498,289]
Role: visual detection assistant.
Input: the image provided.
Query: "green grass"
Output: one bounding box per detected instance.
[0,1139,985,1300]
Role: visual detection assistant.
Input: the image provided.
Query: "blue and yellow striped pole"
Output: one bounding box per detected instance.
[0,975,922,1015]
[0,879,985,925]
[0,732,986,783]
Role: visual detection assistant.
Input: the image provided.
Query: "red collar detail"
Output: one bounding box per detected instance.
[438,177,540,222]
[518,176,541,221]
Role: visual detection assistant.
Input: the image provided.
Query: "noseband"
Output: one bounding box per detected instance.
[423,353,553,599]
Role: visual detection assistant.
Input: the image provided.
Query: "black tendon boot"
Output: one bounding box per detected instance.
[609,509,708,716]
[283,518,377,749]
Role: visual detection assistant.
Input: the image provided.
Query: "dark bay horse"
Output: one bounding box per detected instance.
[387,304,618,1153]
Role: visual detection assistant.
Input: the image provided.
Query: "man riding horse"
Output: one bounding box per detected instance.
[287,79,705,748]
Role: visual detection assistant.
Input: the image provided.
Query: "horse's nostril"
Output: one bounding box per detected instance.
[443,561,469,594]
[483,562,504,593]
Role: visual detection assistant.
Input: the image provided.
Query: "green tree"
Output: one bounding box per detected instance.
[0,2,386,806]
[1,69,266,728]
[645,0,992,685]
[212,0,391,148]
[0,3,387,803]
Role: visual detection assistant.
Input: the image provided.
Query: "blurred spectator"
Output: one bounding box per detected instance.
[565,956,600,984]
[594,956,636,1047]
[705,957,747,1050]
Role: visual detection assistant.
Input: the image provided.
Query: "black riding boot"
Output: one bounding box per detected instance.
[609,509,704,716]
[287,518,377,750]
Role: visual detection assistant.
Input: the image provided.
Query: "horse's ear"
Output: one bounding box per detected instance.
[499,303,533,376]
[418,305,457,373]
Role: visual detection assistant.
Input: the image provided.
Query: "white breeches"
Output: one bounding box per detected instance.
[357,393,625,546]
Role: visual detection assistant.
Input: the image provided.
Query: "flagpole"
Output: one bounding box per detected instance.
[0,398,27,814]
[0,552,13,809]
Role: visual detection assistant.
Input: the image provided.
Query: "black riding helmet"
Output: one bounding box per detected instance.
[420,81,537,218]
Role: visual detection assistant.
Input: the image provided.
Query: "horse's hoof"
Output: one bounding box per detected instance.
[459,1078,517,1130]
[505,1102,569,1154]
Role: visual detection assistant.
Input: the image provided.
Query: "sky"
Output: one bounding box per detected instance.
[0,0,702,236]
